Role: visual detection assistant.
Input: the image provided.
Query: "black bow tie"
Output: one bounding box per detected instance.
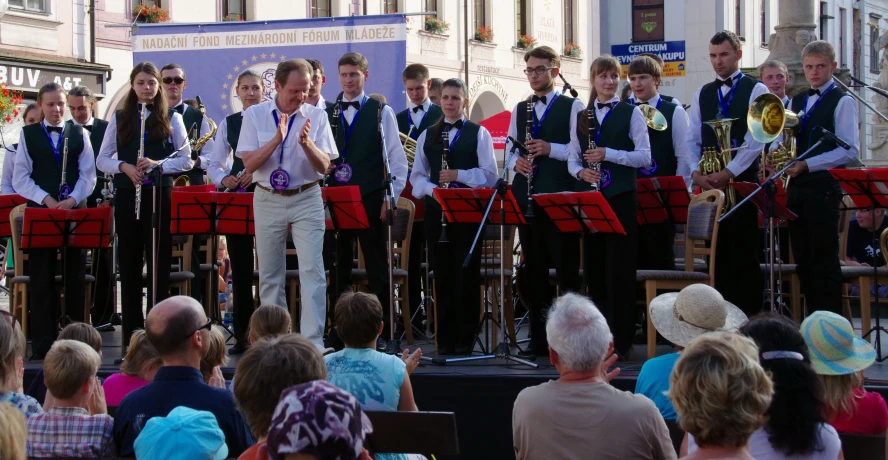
[716,77,734,88]
[634,101,649,106]
[174,104,186,115]
[443,120,464,130]
[808,88,821,96]
[45,126,63,134]
[82,125,93,133]
[597,102,614,110]
[140,103,154,112]
[532,95,547,105]
[412,105,424,113]
[340,101,360,110]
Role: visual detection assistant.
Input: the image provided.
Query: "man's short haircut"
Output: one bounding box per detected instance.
[58,322,102,353]
[274,59,312,87]
[338,52,369,73]
[200,326,228,381]
[0,317,24,385]
[524,45,561,69]
[368,93,387,103]
[249,305,291,343]
[639,52,665,68]
[43,340,101,400]
[120,330,162,377]
[668,332,773,449]
[160,63,186,79]
[234,334,327,439]
[802,40,836,62]
[334,291,383,347]
[546,293,612,372]
[37,83,67,103]
[429,78,444,91]
[759,59,789,77]
[402,63,430,82]
[146,304,204,356]
[710,30,742,52]
[306,58,325,75]
[68,86,96,103]
[629,55,662,78]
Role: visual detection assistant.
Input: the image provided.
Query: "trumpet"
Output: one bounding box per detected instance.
[586,108,599,192]
[525,96,534,219]
[440,128,450,243]
[192,96,217,156]
[58,137,70,201]
[748,92,801,189]
[135,102,147,220]
[223,169,246,192]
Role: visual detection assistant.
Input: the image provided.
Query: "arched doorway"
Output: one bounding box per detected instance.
[469,91,506,122]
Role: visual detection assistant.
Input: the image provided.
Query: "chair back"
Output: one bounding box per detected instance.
[392,197,415,270]
[481,225,515,267]
[880,227,888,268]
[838,432,886,459]
[171,234,193,273]
[683,190,725,285]
[9,204,26,277]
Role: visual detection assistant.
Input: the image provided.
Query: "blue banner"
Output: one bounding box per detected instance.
[132,15,408,120]
[611,41,686,77]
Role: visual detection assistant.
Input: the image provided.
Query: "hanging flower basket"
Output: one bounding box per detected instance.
[0,83,24,125]
[517,34,537,50]
[565,43,582,58]
[132,4,170,23]
[223,13,244,22]
[475,26,494,43]
[424,17,450,35]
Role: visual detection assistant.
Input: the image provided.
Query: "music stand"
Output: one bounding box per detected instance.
[636,177,691,226]
[831,168,888,360]
[532,191,626,235]
[0,195,26,238]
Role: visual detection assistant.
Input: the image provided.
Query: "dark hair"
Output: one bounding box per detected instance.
[274,58,312,87]
[22,103,41,123]
[236,69,265,88]
[711,30,742,52]
[523,45,561,68]
[160,63,186,79]
[639,52,665,67]
[68,85,96,103]
[620,82,633,101]
[183,98,198,110]
[334,292,383,346]
[58,322,102,353]
[429,78,467,141]
[739,313,827,456]
[629,55,661,79]
[338,52,368,73]
[37,83,66,103]
[429,77,444,91]
[306,58,325,75]
[402,63,430,82]
[118,62,172,147]
[146,305,203,356]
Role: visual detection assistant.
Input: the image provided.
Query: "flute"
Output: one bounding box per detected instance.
[135,102,147,219]
[587,108,600,192]
[525,96,534,218]
[440,128,450,243]
[223,169,246,192]
[58,137,69,200]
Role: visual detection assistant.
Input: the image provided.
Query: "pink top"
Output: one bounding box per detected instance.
[829,389,888,435]
[101,373,150,407]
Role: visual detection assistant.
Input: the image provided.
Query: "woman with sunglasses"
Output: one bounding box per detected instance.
[96,62,193,345]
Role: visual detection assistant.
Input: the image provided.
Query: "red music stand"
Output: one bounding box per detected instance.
[322,185,370,232]
[0,195,27,238]
[21,207,112,250]
[731,182,797,221]
[215,192,255,236]
[532,192,626,235]
[636,176,691,226]
[433,188,527,226]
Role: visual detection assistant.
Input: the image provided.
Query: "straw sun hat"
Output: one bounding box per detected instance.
[649,284,748,348]
[801,310,876,375]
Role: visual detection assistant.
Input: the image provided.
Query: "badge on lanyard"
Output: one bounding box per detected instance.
[270,168,290,190]
[600,168,612,189]
[58,184,72,201]
[333,163,353,183]
[640,159,658,176]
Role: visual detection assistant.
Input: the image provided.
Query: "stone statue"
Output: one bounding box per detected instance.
[873,30,888,125]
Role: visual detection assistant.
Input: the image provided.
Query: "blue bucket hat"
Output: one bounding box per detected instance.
[801,311,876,375]
[134,406,229,460]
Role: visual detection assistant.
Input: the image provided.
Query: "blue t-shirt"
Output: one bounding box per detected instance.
[847,218,888,267]
[635,352,680,421]
[325,348,406,412]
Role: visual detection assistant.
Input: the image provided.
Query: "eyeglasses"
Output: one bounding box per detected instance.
[162,77,186,85]
[185,317,212,338]
[523,67,556,76]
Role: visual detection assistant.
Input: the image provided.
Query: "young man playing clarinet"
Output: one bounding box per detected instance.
[569,56,651,360]
[208,69,264,354]
[508,45,585,358]
[324,52,408,350]
[687,30,768,316]
[238,59,336,351]
[410,78,497,355]
[628,55,693,271]
[783,41,858,314]
[13,83,96,358]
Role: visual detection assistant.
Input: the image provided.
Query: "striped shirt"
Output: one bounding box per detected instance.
[27,406,116,458]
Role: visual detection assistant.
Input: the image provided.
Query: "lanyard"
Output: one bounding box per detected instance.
[532,94,556,138]
[407,105,428,140]
[338,95,368,160]
[594,105,615,146]
[40,124,63,165]
[271,110,298,167]
[446,125,464,154]
[800,83,836,132]
[717,74,742,118]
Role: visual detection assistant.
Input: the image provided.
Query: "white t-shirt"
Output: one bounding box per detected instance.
[688,423,842,460]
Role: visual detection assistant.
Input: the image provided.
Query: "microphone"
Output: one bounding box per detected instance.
[507,136,529,154]
[558,74,579,98]
[819,127,852,150]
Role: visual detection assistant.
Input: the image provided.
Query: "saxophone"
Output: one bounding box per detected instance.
[192,96,218,155]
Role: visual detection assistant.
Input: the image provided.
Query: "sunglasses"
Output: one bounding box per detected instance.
[162,77,185,85]
[185,317,212,338]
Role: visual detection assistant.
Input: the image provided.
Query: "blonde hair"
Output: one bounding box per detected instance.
[120,330,162,378]
[759,59,789,77]
[249,305,291,343]
[0,318,25,387]
[802,40,836,62]
[0,402,26,460]
[820,371,865,419]
[200,326,228,382]
[580,55,622,135]
[668,332,773,448]
[44,340,101,399]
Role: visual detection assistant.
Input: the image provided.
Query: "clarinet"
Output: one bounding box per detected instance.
[324,92,344,187]
[135,102,147,220]
[222,170,245,192]
[440,127,450,243]
[58,137,69,200]
[525,96,534,219]
[587,108,600,192]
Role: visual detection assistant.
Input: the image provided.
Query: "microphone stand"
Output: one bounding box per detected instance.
[558,74,579,98]
[379,110,401,355]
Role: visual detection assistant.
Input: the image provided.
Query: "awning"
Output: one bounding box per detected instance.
[477,110,511,150]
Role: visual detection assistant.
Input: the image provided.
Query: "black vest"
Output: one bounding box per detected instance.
[67,118,109,206]
[511,94,575,211]
[226,113,245,176]
[179,104,206,184]
[790,86,848,185]
[22,123,84,207]
[637,99,678,178]
[325,97,386,196]
[660,94,676,103]
[699,75,759,182]
[422,120,481,187]
[574,103,637,198]
[397,104,444,139]
[112,109,176,189]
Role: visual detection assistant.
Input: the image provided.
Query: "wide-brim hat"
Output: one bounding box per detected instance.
[802,310,876,375]
[650,284,748,348]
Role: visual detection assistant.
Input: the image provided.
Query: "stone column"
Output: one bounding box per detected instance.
[762,0,818,97]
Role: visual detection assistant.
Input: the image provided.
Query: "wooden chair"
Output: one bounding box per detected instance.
[636,190,725,359]
[479,224,517,347]
[170,234,196,297]
[838,433,886,459]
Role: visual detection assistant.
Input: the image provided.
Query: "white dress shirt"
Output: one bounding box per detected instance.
[782,95,790,108]
[505,89,586,172]
[406,98,433,137]
[409,117,499,200]
[800,81,860,171]
[13,120,97,205]
[207,116,236,185]
[686,69,768,176]
[337,92,408,199]
[96,110,194,175]
[630,94,683,108]
[633,93,693,184]
[174,101,214,171]
[236,98,337,190]
[568,96,652,177]
[2,144,16,194]
[314,94,327,110]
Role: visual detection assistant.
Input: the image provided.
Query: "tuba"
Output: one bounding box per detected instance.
[699,118,746,211]
[399,131,417,170]
[192,96,218,154]
[748,93,800,190]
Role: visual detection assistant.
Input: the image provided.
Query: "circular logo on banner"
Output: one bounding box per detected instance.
[600,168,612,189]
[223,54,287,114]
[270,169,290,190]
[640,158,658,176]
[58,183,71,201]
[333,163,353,183]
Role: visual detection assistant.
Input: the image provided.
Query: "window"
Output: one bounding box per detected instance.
[473,0,486,30]
[759,0,767,45]
[223,0,246,19]
[425,0,437,17]
[516,0,528,36]
[632,0,664,43]
[564,0,575,52]
[819,1,828,40]
[839,8,846,67]
[384,0,398,13]
[311,0,331,18]
[9,0,49,13]
[872,15,883,74]
[137,0,160,6]
[735,0,741,36]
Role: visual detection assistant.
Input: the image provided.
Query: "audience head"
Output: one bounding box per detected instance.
[135,406,228,460]
[267,380,373,460]
[0,315,25,392]
[120,330,163,382]
[854,208,886,231]
[234,334,327,440]
[200,326,228,383]
[58,322,102,354]
[740,313,826,456]
[146,295,211,365]
[650,283,748,348]
[0,402,26,460]
[43,340,101,402]
[367,93,387,104]
[249,305,292,344]
[334,292,384,348]
[668,332,772,449]
[545,293,612,373]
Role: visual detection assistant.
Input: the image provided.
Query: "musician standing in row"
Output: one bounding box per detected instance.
[570,56,651,359]
[325,52,408,349]
[13,82,96,358]
[2,103,42,195]
[410,78,497,355]
[306,58,333,110]
[628,56,692,271]
[66,85,113,326]
[784,41,858,314]
[760,60,791,108]
[97,62,194,345]
[508,46,584,358]
[688,30,767,316]
[636,53,682,106]
[208,69,264,354]
[237,59,336,350]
